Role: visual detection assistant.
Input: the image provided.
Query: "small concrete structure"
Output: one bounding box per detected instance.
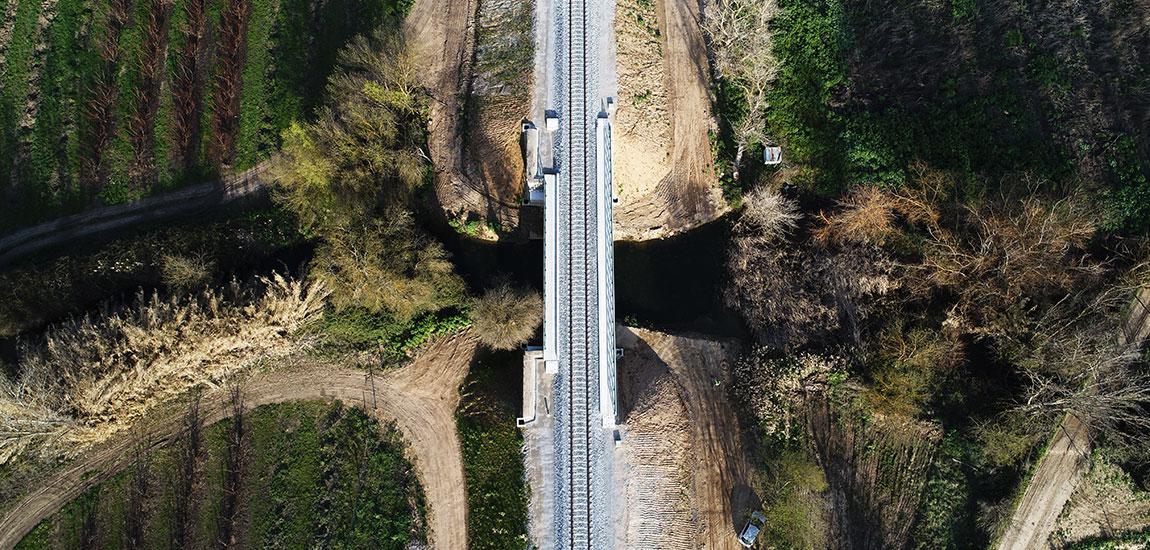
[518,350,545,426]
[545,111,560,132]
[524,122,546,205]
[764,145,783,165]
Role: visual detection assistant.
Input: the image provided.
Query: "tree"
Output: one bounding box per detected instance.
[309,215,466,321]
[739,185,802,242]
[471,283,543,350]
[703,0,780,173]
[1014,343,1150,454]
[269,30,462,318]
[270,31,424,234]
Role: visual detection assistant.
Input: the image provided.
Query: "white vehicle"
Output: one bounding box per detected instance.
[738,511,768,548]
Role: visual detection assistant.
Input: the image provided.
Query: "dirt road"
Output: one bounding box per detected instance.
[0,166,266,268]
[617,327,752,549]
[997,288,1150,550]
[0,332,478,549]
[997,416,1092,550]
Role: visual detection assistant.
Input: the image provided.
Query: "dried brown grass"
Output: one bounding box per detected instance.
[0,274,327,463]
[471,282,542,350]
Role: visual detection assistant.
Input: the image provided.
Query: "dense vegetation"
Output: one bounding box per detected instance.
[707,0,1150,546]
[711,0,1149,234]
[0,205,304,337]
[456,348,530,549]
[0,0,411,231]
[15,400,425,548]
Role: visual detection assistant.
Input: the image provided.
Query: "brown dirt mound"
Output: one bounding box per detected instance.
[617,327,752,549]
[613,0,727,241]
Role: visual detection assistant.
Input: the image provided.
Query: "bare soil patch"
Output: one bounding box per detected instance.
[404,0,478,222]
[613,0,727,240]
[617,327,752,549]
[407,0,535,239]
[458,0,534,234]
[0,332,479,550]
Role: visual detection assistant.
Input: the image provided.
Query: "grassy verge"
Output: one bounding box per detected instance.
[1066,527,1150,550]
[15,400,426,549]
[313,307,471,364]
[457,348,529,549]
[0,204,306,337]
[756,443,828,549]
[0,0,45,197]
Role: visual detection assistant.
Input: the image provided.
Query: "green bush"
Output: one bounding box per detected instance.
[759,446,829,549]
[315,306,470,363]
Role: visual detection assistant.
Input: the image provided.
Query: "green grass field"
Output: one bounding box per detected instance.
[15,400,425,549]
[457,348,530,550]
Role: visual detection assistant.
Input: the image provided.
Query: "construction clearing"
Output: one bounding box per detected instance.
[523,326,756,549]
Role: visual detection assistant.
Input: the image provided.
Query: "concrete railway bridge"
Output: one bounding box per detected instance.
[517,0,619,546]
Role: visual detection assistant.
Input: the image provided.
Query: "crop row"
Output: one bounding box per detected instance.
[0,0,406,231]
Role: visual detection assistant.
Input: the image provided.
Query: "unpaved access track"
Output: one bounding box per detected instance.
[0,166,266,268]
[616,327,753,549]
[997,416,1092,550]
[0,332,479,549]
[997,288,1150,550]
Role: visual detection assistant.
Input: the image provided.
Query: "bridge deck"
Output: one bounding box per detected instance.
[541,0,616,546]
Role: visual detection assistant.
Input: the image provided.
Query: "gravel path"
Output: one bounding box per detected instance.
[0,332,478,549]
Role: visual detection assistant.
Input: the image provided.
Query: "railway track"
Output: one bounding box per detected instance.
[564,0,594,545]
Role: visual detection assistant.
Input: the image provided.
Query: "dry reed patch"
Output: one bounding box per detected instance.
[0,274,328,463]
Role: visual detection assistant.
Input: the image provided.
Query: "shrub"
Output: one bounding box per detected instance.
[160,252,215,291]
[760,447,829,549]
[734,348,846,438]
[309,216,466,321]
[471,283,543,350]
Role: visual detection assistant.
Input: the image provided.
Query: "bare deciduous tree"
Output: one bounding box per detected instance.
[80,0,135,196]
[127,0,174,189]
[206,0,251,168]
[172,396,203,549]
[1015,343,1150,453]
[703,0,780,173]
[171,0,208,172]
[215,386,245,549]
